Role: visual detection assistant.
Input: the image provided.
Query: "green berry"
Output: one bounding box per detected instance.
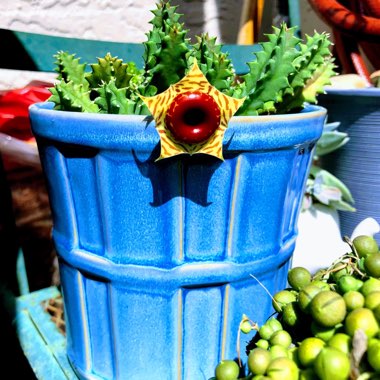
[215,360,240,380]
[343,290,365,311]
[259,318,283,340]
[328,333,352,355]
[332,263,349,282]
[282,302,302,328]
[269,344,290,360]
[337,275,363,293]
[288,267,312,290]
[365,291,380,310]
[364,253,380,277]
[345,307,379,338]
[367,339,380,372]
[314,347,350,380]
[353,235,379,258]
[297,337,325,367]
[311,321,337,342]
[298,284,323,313]
[256,339,269,350]
[269,330,292,348]
[361,277,380,297]
[310,280,330,291]
[272,290,297,313]
[240,320,253,334]
[248,347,271,375]
[266,357,299,380]
[310,291,346,328]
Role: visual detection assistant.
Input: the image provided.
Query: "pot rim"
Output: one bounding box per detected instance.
[323,86,380,97]
[29,101,326,123]
[29,101,326,153]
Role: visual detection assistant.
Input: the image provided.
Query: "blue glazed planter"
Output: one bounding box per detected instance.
[318,88,380,244]
[29,102,325,380]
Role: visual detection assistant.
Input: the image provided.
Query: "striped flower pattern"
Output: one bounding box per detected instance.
[141,60,245,160]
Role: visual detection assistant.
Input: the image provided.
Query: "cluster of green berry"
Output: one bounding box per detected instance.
[212,234,380,380]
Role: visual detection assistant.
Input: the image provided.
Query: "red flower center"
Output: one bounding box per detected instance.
[165,91,221,144]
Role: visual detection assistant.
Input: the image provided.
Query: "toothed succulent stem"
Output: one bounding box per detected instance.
[191,33,236,94]
[235,23,336,115]
[277,32,336,113]
[143,0,191,94]
[48,1,336,116]
[236,24,302,115]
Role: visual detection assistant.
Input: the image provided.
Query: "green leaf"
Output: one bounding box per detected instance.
[53,51,88,88]
[191,33,236,93]
[95,80,131,114]
[237,23,301,115]
[328,199,356,212]
[48,80,98,113]
[315,131,349,156]
[310,166,355,204]
[323,121,341,132]
[301,58,337,104]
[277,32,337,113]
[143,0,191,93]
[86,53,139,89]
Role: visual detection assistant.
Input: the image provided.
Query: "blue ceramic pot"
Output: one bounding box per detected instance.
[318,88,380,244]
[29,102,325,380]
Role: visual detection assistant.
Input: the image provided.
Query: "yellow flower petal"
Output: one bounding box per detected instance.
[140,60,245,160]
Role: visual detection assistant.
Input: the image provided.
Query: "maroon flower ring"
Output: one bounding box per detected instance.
[165,91,221,144]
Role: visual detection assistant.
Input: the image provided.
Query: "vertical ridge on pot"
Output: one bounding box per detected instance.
[226,155,242,258]
[69,154,104,255]
[281,143,315,243]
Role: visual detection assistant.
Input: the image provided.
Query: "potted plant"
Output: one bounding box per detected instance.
[28,1,334,379]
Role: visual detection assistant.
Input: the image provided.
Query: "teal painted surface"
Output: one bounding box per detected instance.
[15,287,78,380]
[13,30,259,74]
[16,248,29,296]
[288,0,301,36]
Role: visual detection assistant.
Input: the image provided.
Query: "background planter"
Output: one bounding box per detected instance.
[318,88,380,244]
[29,102,325,380]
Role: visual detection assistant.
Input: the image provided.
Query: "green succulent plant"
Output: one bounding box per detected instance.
[304,121,355,212]
[48,0,336,116]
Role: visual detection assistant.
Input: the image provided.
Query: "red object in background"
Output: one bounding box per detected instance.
[0,84,51,142]
[307,0,380,84]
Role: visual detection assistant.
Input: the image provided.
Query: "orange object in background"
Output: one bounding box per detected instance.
[307,0,380,84]
[237,0,265,44]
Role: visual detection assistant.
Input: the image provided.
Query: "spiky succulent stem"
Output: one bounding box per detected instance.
[235,24,336,115]
[143,0,191,94]
[191,33,236,94]
[236,24,304,115]
[48,1,336,116]
[48,51,149,114]
[276,32,336,113]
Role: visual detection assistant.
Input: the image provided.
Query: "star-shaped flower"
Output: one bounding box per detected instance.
[140,60,245,160]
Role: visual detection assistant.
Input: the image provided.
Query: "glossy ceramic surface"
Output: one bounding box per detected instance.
[318,87,380,244]
[29,102,326,380]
